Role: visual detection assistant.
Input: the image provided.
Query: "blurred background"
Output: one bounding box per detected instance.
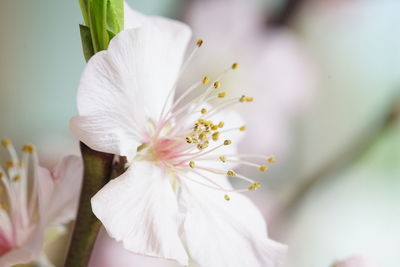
[1,0,399,266]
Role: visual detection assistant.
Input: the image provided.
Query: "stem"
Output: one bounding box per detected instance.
[64,143,114,266]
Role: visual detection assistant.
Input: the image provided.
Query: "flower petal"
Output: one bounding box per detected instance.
[70,115,140,160]
[89,227,183,267]
[91,161,188,265]
[73,17,191,157]
[178,178,287,267]
[44,156,83,226]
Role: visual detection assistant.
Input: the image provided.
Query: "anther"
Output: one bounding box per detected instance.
[186,136,193,144]
[259,165,268,172]
[218,121,224,128]
[218,92,227,98]
[196,39,204,47]
[239,126,246,131]
[224,194,231,201]
[1,139,11,148]
[202,76,210,84]
[0,172,3,179]
[227,170,237,177]
[6,161,14,169]
[189,161,195,168]
[245,97,254,102]
[212,132,220,141]
[219,156,227,163]
[248,182,261,191]
[223,140,232,146]
[201,108,207,114]
[23,144,35,153]
[231,62,239,70]
[267,156,276,163]
[13,175,20,182]
[239,95,246,102]
[211,125,219,131]
[213,81,221,89]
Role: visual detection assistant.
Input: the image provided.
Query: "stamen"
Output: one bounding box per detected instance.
[202,76,210,84]
[213,81,221,89]
[231,62,239,70]
[196,39,204,47]
[267,156,276,163]
[189,161,195,168]
[239,125,246,131]
[224,194,230,201]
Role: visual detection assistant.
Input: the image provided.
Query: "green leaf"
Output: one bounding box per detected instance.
[88,0,108,52]
[107,0,124,36]
[79,24,95,62]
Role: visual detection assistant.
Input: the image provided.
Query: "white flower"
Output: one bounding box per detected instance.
[70,7,287,267]
[0,139,83,266]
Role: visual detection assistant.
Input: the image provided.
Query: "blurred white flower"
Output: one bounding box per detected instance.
[332,254,380,267]
[71,6,286,267]
[182,0,316,157]
[0,139,83,266]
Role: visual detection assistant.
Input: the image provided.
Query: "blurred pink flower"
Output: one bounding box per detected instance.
[333,254,380,267]
[182,0,316,157]
[0,139,83,266]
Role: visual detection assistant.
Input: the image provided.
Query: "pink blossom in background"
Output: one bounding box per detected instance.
[182,0,316,157]
[0,140,83,266]
[333,254,380,267]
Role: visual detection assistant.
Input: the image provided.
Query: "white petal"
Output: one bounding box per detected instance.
[91,161,188,265]
[75,19,191,150]
[89,227,183,267]
[70,116,140,161]
[124,1,146,29]
[179,178,287,267]
[44,156,83,227]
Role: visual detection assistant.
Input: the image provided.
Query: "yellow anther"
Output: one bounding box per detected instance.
[13,175,20,182]
[223,140,232,146]
[204,120,213,126]
[231,62,239,70]
[1,139,11,147]
[245,97,254,102]
[189,161,195,168]
[197,142,209,150]
[137,143,148,152]
[239,126,247,131]
[199,132,207,141]
[0,172,3,179]
[198,118,205,124]
[211,125,219,131]
[201,108,207,114]
[259,165,268,172]
[239,95,246,102]
[227,170,237,177]
[213,81,221,89]
[196,39,204,47]
[23,144,35,153]
[212,132,220,141]
[219,156,227,163]
[248,182,261,191]
[202,76,210,84]
[6,161,14,169]
[218,92,227,98]
[186,136,193,144]
[218,121,225,128]
[224,194,231,201]
[267,156,276,163]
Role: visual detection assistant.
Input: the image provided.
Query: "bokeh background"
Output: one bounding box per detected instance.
[1,0,399,266]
